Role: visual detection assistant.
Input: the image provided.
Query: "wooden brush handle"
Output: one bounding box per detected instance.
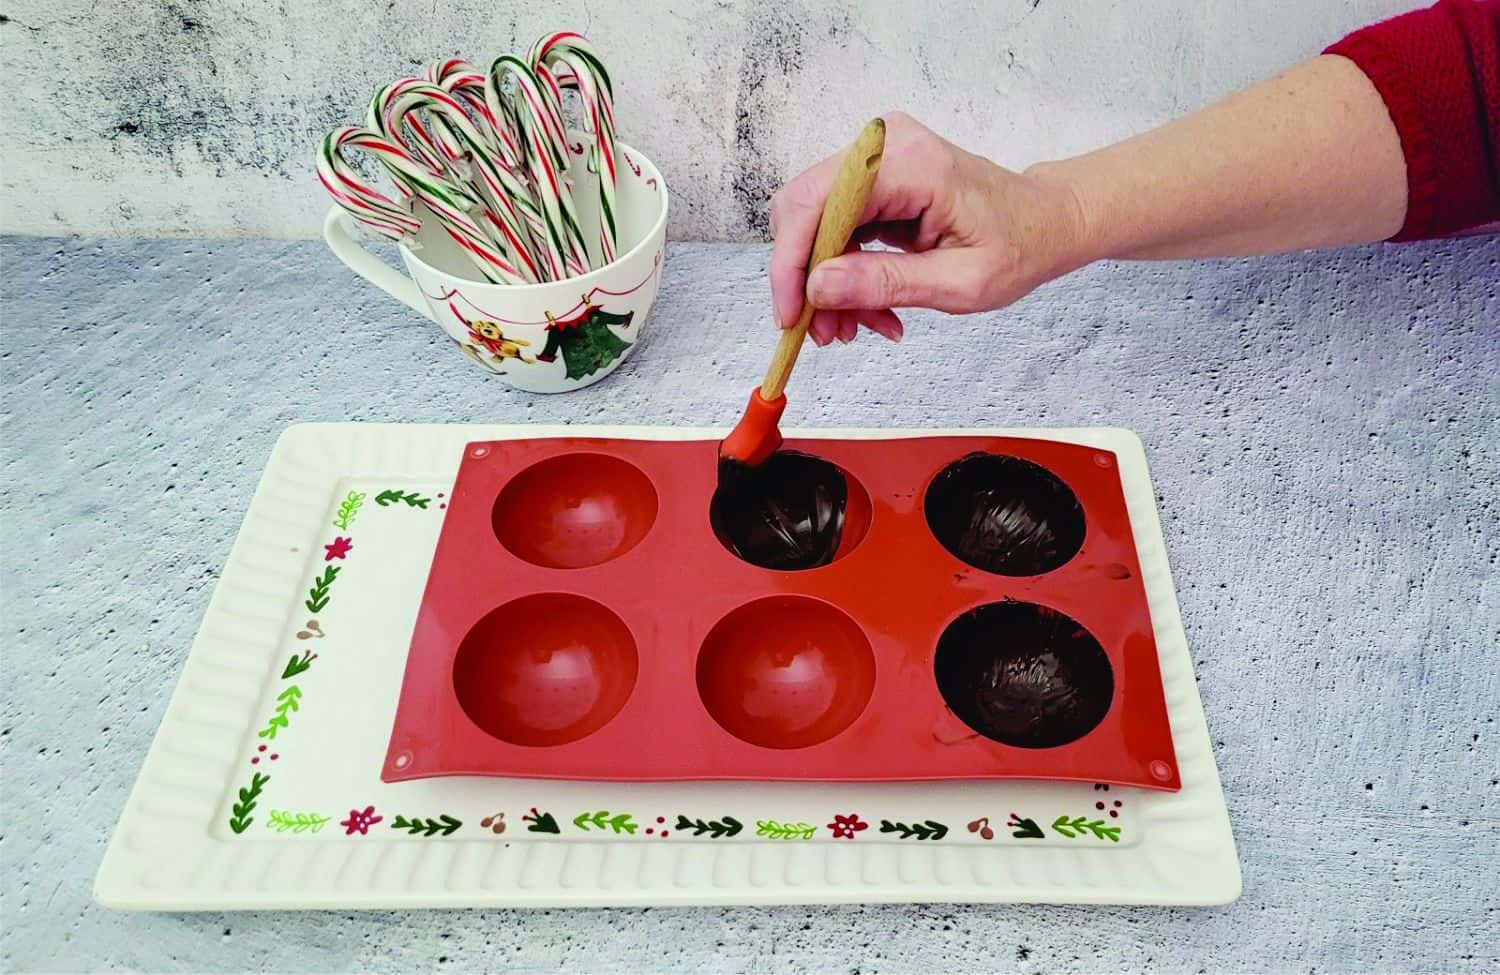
[760,118,886,400]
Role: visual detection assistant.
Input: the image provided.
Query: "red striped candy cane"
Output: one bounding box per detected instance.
[317,127,423,239]
[345,107,526,285]
[370,82,537,284]
[488,54,591,280]
[532,32,619,264]
[424,61,548,281]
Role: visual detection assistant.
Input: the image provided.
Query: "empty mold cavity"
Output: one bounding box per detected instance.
[696,595,876,749]
[710,452,872,571]
[494,453,657,569]
[453,593,638,747]
[933,601,1112,748]
[924,452,1085,576]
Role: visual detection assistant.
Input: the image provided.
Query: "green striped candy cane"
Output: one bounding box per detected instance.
[363,84,526,285]
[533,31,620,265]
[369,80,543,284]
[421,61,550,282]
[488,53,591,280]
[317,127,423,240]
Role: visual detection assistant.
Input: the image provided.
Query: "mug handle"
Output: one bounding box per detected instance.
[322,207,433,319]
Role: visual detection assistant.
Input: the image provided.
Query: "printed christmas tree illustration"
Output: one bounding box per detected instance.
[538,300,634,380]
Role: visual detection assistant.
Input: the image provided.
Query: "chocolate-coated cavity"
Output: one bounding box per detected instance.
[712,452,863,570]
[924,452,1085,576]
[697,595,876,749]
[933,601,1112,749]
[453,593,638,747]
[493,453,657,569]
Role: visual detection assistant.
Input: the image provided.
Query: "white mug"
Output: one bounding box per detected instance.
[324,137,668,393]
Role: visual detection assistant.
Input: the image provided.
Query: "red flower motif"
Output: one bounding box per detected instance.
[341,805,382,835]
[324,536,353,561]
[827,814,869,839]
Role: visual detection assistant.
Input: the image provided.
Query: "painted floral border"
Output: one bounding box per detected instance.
[226,486,472,839]
[226,485,1127,845]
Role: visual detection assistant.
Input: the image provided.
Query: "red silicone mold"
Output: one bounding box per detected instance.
[383,436,1181,790]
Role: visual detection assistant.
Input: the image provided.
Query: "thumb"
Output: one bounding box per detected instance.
[806,249,981,313]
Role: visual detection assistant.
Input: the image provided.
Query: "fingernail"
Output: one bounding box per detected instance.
[807,265,847,305]
[838,334,854,344]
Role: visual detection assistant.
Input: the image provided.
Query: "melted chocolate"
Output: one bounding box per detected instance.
[712,452,849,570]
[933,601,1113,748]
[925,453,1085,576]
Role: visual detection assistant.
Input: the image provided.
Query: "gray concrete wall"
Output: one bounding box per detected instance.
[2,0,1413,240]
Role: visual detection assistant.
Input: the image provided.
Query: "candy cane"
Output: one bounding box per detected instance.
[319,33,624,285]
[478,66,565,268]
[376,77,453,177]
[383,75,547,283]
[533,31,619,263]
[370,75,552,285]
[320,128,523,284]
[486,55,573,278]
[488,53,591,279]
[424,60,551,280]
[428,59,522,170]
[317,127,423,239]
[370,81,539,284]
[350,107,523,285]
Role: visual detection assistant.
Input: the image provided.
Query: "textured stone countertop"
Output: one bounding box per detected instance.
[1,235,1496,973]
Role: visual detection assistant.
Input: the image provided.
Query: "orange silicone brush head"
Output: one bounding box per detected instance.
[719,388,788,468]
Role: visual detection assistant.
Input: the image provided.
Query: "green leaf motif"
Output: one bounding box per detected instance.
[523,810,560,834]
[878,819,949,841]
[256,685,302,740]
[229,772,269,834]
[304,565,340,613]
[675,814,743,839]
[755,820,816,840]
[375,489,430,509]
[571,810,638,834]
[1009,816,1045,839]
[391,814,461,837]
[266,809,331,834]
[332,490,366,530]
[281,651,315,680]
[1051,815,1121,842]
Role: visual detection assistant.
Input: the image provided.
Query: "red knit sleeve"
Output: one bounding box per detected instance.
[1325,0,1500,241]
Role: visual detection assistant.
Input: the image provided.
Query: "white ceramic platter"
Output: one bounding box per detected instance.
[95,424,1240,909]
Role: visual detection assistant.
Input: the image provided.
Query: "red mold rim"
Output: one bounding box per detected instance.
[695,595,877,749]
[452,593,639,747]
[493,453,658,569]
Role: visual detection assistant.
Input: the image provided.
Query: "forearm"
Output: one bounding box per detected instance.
[1033,55,1408,264]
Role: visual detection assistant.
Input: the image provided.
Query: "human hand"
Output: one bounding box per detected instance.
[768,112,1088,345]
